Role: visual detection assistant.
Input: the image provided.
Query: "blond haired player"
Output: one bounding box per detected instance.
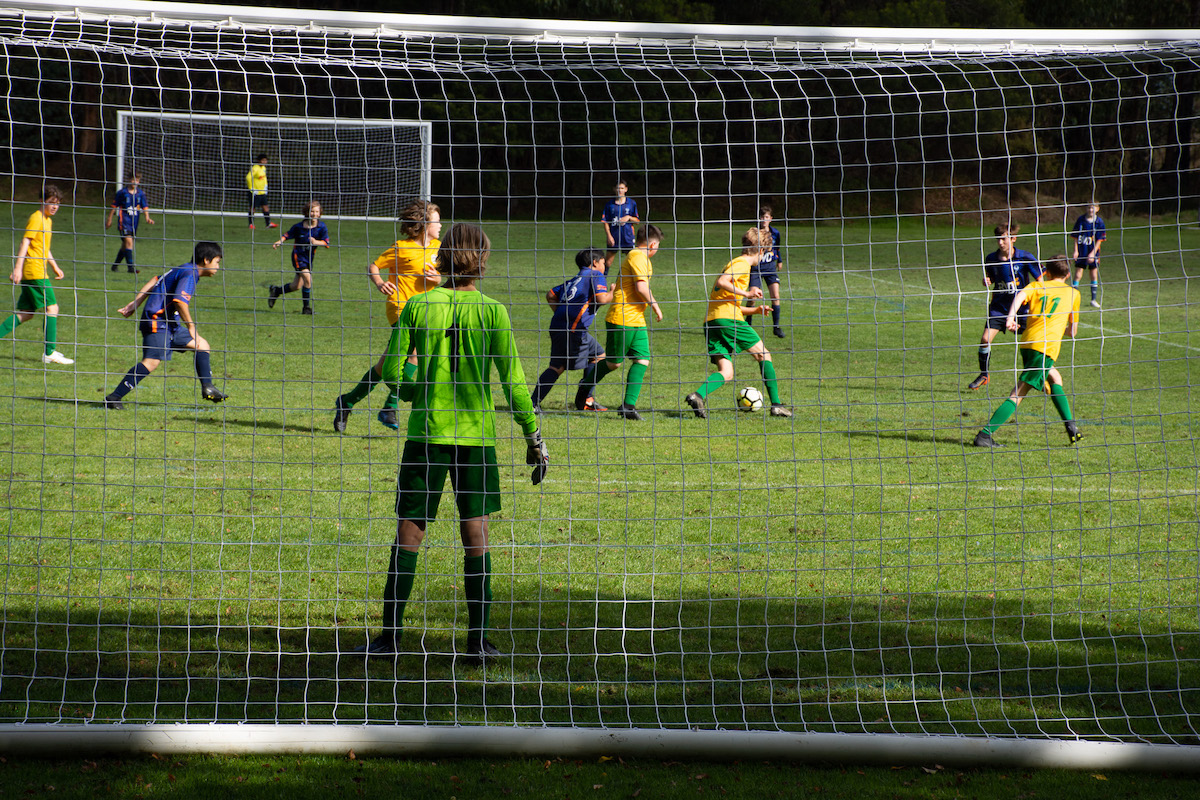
[685,227,790,419]
[973,255,1082,448]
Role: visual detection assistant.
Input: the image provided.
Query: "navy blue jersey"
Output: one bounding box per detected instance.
[985,248,1042,315]
[759,225,783,268]
[601,197,639,250]
[113,187,147,229]
[141,263,199,327]
[1070,215,1106,259]
[549,269,610,331]
[283,221,329,269]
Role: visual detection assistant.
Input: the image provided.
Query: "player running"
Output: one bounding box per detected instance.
[529,247,613,412]
[686,227,790,418]
[1070,201,1106,308]
[103,241,229,409]
[333,200,441,432]
[105,172,155,274]
[268,201,330,315]
[352,222,547,661]
[967,222,1042,391]
[0,185,73,365]
[973,255,1082,448]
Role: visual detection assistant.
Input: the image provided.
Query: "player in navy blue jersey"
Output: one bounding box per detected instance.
[744,204,786,338]
[105,173,155,275]
[968,222,1043,391]
[268,201,330,315]
[1070,202,1106,308]
[600,181,640,273]
[529,247,613,412]
[103,241,229,409]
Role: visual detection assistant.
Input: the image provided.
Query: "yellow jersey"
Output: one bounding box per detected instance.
[374,237,441,325]
[705,255,753,323]
[604,248,653,327]
[246,164,268,194]
[1019,278,1080,361]
[21,210,52,281]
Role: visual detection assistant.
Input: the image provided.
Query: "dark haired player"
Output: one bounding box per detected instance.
[967,222,1042,391]
[106,173,154,274]
[600,181,640,273]
[245,153,275,229]
[529,247,613,412]
[353,222,547,662]
[1070,202,1106,309]
[268,201,330,315]
[103,241,229,409]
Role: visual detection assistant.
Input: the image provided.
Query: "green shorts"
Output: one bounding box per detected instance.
[1018,348,1055,389]
[16,279,55,312]
[704,318,762,360]
[605,323,650,362]
[395,441,500,522]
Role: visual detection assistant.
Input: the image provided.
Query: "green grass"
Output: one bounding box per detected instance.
[1,204,1199,744]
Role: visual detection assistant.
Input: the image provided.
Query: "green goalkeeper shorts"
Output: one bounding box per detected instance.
[395,441,500,522]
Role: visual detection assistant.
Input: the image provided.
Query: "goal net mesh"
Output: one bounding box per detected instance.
[2,4,1199,746]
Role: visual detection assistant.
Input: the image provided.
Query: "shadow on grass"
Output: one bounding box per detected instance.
[1,592,1196,743]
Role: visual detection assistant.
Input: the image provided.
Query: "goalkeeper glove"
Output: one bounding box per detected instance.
[525,429,549,486]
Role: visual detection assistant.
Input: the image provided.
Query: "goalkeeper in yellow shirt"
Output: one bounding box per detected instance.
[245,153,275,230]
[973,255,1083,448]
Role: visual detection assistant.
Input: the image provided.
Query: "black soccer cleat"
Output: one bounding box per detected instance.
[377,409,400,430]
[769,403,793,418]
[773,327,785,339]
[463,638,503,664]
[968,373,990,391]
[110,263,118,272]
[301,306,313,315]
[1065,421,1083,445]
[575,397,608,412]
[616,403,643,421]
[103,396,124,410]
[201,384,228,403]
[351,633,401,657]
[972,431,1002,448]
[685,392,707,419]
[333,396,352,433]
[267,285,281,308]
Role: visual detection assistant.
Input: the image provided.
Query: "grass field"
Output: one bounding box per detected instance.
[1,203,1198,744]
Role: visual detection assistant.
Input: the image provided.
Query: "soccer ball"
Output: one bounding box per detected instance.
[736,386,764,412]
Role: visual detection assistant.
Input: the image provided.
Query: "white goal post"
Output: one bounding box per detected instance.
[115,111,432,220]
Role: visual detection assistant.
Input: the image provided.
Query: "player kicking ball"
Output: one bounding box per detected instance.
[968,222,1041,391]
[352,222,547,662]
[268,201,330,315]
[686,227,791,418]
[529,247,613,412]
[103,241,229,409]
[973,255,1082,448]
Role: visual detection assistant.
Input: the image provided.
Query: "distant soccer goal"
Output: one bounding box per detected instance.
[115,111,432,220]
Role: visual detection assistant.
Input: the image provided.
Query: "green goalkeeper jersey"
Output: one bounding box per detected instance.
[397,286,538,446]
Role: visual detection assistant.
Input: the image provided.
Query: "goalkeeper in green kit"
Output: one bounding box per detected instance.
[353,222,549,662]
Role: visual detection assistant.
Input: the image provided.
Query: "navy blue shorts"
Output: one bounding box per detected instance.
[118,220,138,238]
[985,309,1028,333]
[140,321,194,361]
[1075,257,1099,270]
[548,329,605,370]
[748,264,780,289]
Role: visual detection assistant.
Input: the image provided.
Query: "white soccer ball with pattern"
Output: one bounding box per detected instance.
[736,386,764,411]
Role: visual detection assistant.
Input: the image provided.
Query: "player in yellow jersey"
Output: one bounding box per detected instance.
[686,227,790,418]
[973,255,1082,448]
[333,200,442,432]
[580,224,663,420]
[0,185,73,365]
[245,153,275,229]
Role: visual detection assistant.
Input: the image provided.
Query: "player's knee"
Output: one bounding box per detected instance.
[634,359,649,367]
[141,358,161,371]
[45,305,59,316]
[194,336,210,352]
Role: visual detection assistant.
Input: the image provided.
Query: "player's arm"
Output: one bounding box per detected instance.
[1090,239,1103,262]
[1004,288,1031,332]
[11,236,31,283]
[119,276,160,318]
[245,169,254,191]
[105,205,116,228]
[601,211,615,247]
[1066,309,1078,339]
[172,297,196,331]
[272,230,292,249]
[368,257,395,296]
[594,285,613,306]
[715,271,762,301]
[632,278,662,322]
[487,305,548,484]
[141,203,155,225]
[545,287,559,308]
[46,249,63,280]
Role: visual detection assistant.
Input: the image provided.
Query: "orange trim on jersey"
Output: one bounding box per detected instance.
[569,304,588,331]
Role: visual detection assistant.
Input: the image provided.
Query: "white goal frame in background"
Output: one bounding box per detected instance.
[115,111,433,220]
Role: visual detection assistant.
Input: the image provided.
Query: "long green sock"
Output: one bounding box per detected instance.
[760,360,782,404]
[396,361,418,404]
[464,552,492,644]
[982,398,1018,436]
[382,546,419,636]
[1049,384,1074,421]
[43,316,57,356]
[342,366,381,407]
[696,372,725,399]
[624,362,648,406]
[0,314,21,340]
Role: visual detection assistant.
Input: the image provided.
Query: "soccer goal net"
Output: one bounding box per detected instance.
[116,111,432,220]
[2,0,1199,765]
